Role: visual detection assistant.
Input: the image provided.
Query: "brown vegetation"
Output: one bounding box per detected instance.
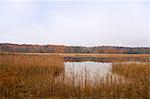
[0,54,64,98]
[0,53,149,98]
[63,53,150,62]
[1,43,150,54]
[3,53,150,62]
[112,62,150,98]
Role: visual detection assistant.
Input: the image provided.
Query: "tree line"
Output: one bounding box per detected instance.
[0,43,149,54]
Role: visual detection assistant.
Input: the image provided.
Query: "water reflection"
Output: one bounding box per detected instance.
[64,61,113,85]
[65,61,111,76]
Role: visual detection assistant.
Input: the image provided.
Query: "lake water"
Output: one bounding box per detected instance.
[65,61,111,77]
[64,61,121,85]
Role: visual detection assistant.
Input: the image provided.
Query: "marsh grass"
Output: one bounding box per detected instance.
[0,53,149,98]
[0,53,64,98]
[112,62,150,98]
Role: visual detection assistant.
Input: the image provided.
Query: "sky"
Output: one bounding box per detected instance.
[0,0,149,47]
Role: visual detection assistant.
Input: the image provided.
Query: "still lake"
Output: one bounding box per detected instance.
[64,61,122,85]
[65,61,111,77]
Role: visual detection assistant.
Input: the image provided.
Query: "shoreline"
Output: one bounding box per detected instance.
[1,53,149,62]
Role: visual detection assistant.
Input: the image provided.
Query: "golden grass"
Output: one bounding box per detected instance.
[112,62,150,98]
[0,54,64,98]
[0,53,149,98]
[12,53,150,58]
[12,53,150,62]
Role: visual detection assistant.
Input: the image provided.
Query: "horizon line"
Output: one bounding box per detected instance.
[1,42,150,48]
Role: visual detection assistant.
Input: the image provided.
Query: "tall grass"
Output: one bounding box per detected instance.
[112,62,150,98]
[0,53,64,98]
[0,53,149,98]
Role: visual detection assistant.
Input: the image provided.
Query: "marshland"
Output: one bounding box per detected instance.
[0,0,150,98]
[0,53,149,98]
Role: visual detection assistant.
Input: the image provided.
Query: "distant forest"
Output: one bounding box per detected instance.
[0,43,150,54]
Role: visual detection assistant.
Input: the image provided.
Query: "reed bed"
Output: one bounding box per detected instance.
[0,53,149,98]
[0,53,64,98]
[112,62,150,98]
[7,53,150,62]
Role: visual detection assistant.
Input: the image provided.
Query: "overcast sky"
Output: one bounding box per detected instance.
[0,0,149,47]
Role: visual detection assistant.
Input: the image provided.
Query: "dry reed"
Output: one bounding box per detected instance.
[0,53,149,98]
